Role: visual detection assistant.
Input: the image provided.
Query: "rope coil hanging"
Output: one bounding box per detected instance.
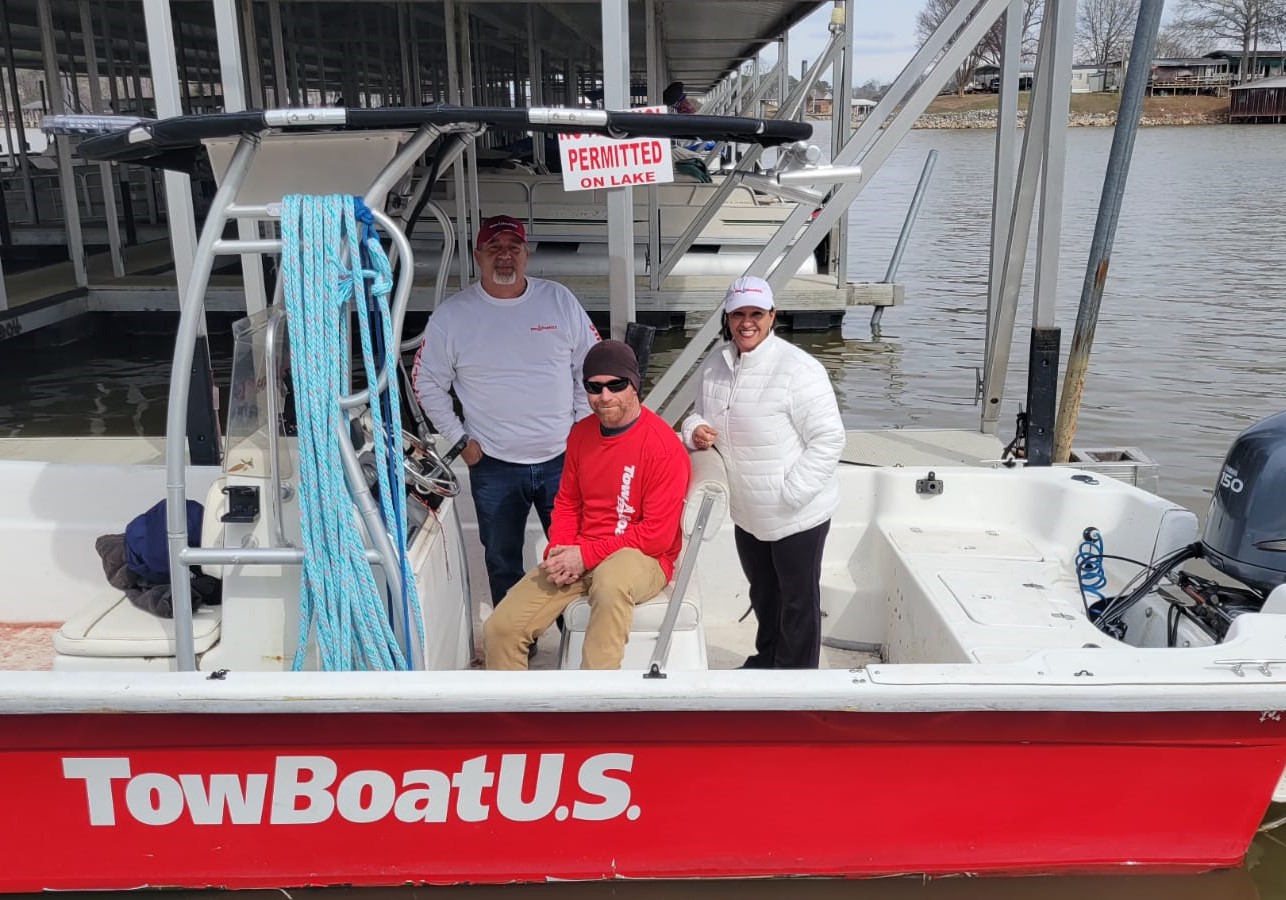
[280,193,421,671]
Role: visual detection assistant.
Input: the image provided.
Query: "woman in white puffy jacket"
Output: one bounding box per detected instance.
[682,276,846,668]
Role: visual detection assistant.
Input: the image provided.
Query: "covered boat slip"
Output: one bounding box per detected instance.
[0,0,878,326]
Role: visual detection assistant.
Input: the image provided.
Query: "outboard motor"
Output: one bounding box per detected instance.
[1202,410,1286,597]
[1090,410,1286,645]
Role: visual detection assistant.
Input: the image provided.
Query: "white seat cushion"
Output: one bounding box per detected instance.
[563,588,700,632]
[560,591,707,670]
[54,589,221,658]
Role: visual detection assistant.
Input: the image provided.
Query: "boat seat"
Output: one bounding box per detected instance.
[52,588,222,671]
[559,447,728,671]
[51,478,231,672]
[560,587,706,670]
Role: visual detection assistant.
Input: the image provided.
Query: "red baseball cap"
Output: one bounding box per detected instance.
[476,215,527,247]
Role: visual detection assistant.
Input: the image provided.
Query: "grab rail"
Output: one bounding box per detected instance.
[645,492,715,678]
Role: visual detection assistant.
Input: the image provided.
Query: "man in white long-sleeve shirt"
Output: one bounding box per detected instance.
[413,215,600,612]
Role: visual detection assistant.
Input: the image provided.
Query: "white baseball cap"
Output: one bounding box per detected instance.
[723,275,775,313]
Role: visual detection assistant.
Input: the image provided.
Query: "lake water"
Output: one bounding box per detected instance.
[2,123,1286,896]
[714,123,1281,521]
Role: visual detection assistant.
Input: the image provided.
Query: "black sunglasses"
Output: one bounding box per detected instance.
[583,377,632,395]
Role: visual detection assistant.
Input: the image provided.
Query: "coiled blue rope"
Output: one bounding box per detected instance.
[280,193,420,671]
[1077,527,1108,605]
[350,197,422,664]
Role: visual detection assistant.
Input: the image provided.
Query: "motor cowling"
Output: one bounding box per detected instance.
[1202,410,1286,597]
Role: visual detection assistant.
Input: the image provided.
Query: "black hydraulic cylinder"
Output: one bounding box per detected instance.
[1025,326,1060,467]
[625,321,658,382]
[187,334,222,466]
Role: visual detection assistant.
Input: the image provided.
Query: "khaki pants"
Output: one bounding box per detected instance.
[482,548,667,670]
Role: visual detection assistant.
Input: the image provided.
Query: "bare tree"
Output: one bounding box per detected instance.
[1172,0,1286,79]
[916,0,1043,95]
[1154,22,1207,57]
[1077,0,1141,65]
[976,0,1045,63]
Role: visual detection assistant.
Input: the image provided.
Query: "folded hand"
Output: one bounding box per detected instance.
[541,545,586,586]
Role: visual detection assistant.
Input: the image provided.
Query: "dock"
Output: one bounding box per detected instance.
[0,0,906,343]
[0,241,900,337]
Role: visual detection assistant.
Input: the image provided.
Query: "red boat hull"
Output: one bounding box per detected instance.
[2,709,1282,890]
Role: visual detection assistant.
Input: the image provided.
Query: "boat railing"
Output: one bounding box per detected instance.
[646,492,716,678]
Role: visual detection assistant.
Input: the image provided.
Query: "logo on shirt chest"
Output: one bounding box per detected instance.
[615,465,636,535]
[530,324,560,333]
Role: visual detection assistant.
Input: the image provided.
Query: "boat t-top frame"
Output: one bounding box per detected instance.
[75,106,813,170]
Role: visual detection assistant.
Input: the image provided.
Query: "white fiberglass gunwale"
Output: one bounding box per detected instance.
[5,628,1286,717]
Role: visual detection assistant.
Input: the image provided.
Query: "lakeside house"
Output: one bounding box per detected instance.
[805,92,832,117]
[968,54,1281,98]
[969,64,1035,93]
[1206,50,1286,83]
[851,98,876,121]
[1149,58,1231,95]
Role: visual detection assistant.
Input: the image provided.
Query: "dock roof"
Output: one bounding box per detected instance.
[1,0,828,105]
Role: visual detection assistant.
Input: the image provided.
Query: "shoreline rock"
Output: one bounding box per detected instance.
[910,109,1230,129]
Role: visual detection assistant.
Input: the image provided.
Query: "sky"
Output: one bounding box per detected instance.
[768,3,1180,88]
[771,6,923,87]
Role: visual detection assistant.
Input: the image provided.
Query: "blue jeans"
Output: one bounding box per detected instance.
[469,452,564,606]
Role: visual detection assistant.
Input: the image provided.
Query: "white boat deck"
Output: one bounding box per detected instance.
[0,429,998,675]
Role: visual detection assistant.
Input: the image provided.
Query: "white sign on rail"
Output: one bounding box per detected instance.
[557,106,674,193]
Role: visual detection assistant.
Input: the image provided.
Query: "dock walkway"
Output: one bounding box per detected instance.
[2,243,900,337]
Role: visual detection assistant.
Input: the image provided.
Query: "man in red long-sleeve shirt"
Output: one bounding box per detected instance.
[483,340,690,669]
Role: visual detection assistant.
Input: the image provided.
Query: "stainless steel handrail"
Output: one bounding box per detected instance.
[166,133,261,672]
[180,547,385,566]
[264,307,290,547]
[645,493,714,678]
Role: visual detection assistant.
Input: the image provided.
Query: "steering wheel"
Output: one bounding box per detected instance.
[401,429,464,498]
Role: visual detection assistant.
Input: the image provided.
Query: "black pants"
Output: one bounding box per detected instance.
[734,520,830,669]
